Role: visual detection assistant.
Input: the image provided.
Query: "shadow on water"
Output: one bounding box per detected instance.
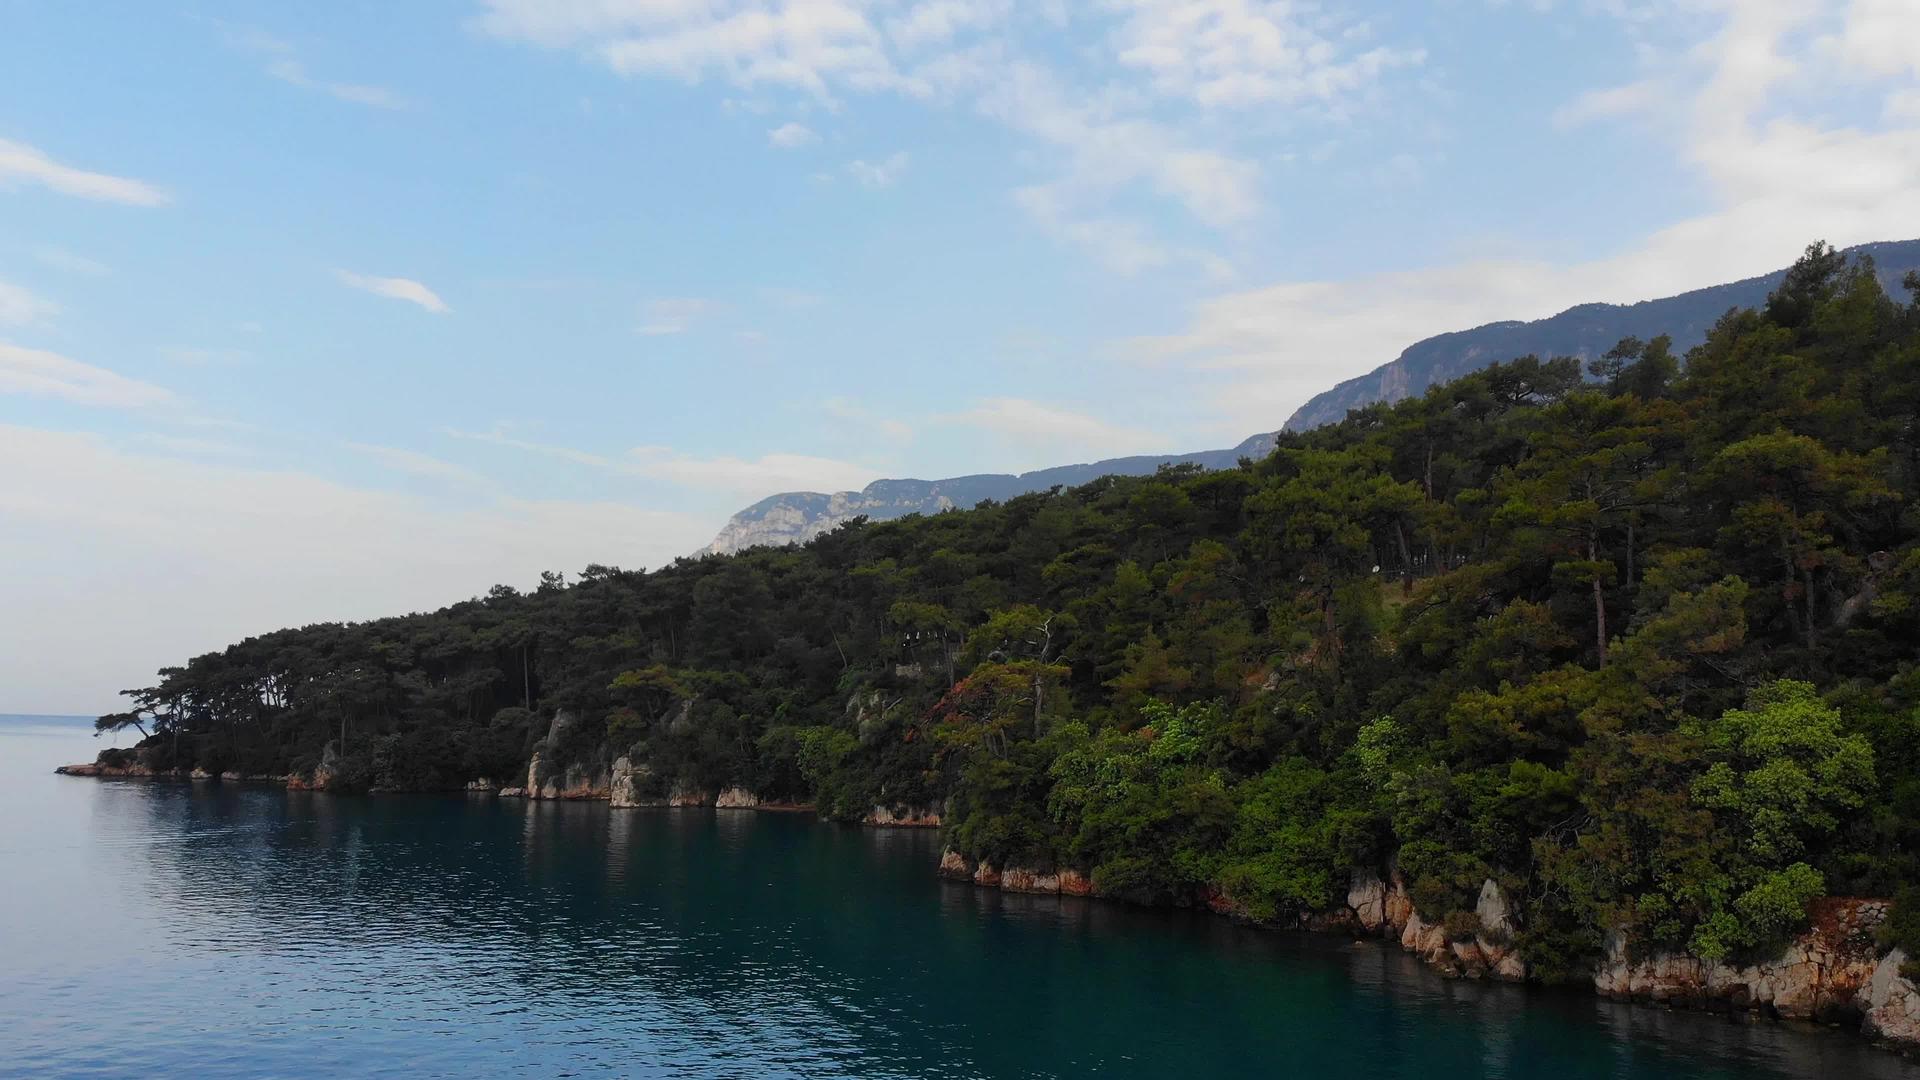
[4,733,1911,1080]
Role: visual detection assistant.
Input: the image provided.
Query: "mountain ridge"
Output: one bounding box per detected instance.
[1283,239,1920,431]
[704,432,1278,554]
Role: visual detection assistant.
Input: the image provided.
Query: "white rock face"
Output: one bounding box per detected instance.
[715,787,760,809]
[608,756,648,808]
[1859,948,1920,1048]
[1349,870,1389,932]
[1595,898,1889,1020]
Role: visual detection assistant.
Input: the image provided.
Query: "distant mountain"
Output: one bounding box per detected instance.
[704,433,1279,554]
[1283,239,1920,432]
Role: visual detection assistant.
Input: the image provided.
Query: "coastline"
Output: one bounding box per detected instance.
[55,760,1920,1059]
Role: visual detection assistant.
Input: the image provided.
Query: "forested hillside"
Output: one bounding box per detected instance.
[1283,237,1920,432]
[96,243,1920,981]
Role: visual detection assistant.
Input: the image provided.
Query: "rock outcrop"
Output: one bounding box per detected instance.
[287,743,344,791]
[715,786,760,809]
[864,804,942,827]
[937,849,1094,898]
[1595,898,1887,1021]
[1860,949,1920,1049]
[608,756,651,808]
[525,712,612,800]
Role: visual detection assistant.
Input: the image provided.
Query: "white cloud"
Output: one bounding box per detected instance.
[937,397,1167,464]
[1134,0,1920,436]
[32,247,110,276]
[768,121,819,147]
[158,346,253,366]
[451,422,884,498]
[347,442,490,488]
[0,341,177,409]
[473,1,1418,272]
[0,138,168,206]
[137,433,251,458]
[209,18,409,109]
[1820,0,1920,79]
[638,297,718,335]
[763,287,825,309]
[266,59,409,109]
[975,61,1261,253]
[628,446,885,495]
[823,396,914,441]
[336,270,451,313]
[1013,185,1236,279]
[846,151,910,188]
[1553,78,1664,128]
[0,423,711,712]
[477,0,904,97]
[885,0,1011,51]
[0,281,58,327]
[1105,0,1424,109]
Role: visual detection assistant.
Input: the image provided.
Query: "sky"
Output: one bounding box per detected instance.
[3,0,1919,714]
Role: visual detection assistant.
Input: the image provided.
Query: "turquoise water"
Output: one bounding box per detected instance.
[1,717,1908,1078]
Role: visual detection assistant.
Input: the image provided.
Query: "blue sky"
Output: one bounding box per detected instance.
[4,0,1919,712]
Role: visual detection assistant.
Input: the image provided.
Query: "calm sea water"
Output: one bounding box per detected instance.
[1,716,1910,1079]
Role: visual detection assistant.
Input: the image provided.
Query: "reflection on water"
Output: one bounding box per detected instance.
[1,722,1909,1079]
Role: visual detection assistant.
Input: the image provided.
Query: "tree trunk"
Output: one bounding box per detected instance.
[1802,564,1819,648]
[1393,520,1415,596]
[1591,533,1608,669]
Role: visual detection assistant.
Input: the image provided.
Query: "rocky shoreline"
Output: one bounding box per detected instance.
[936,847,1920,1057]
[53,757,941,827]
[56,756,1920,1057]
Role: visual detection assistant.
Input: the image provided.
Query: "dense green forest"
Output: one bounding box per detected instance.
[97,243,1920,980]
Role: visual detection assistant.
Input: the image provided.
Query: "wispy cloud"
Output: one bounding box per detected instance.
[449,422,883,497]
[446,425,617,469]
[137,433,251,458]
[638,297,718,336]
[266,58,409,109]
[0,138,168,206]
[335,270,450,314]
[32,247,109,276]
[768,121,819,148]
[627,446,884,496]
[1132,0,1920,436]
[347,442,489,488]
[159,346,252,366]
[936,396,1166,463]
[474,2,1422,273]
[823,397,914,441]
[0,341,177,409]
[1106,0,1423,110]
[847,152,910,188]
[0,281,58,327]
[208,18,409,109]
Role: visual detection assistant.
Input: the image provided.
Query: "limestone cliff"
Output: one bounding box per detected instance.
[705,433,1279,555]
[1593,898,1889,1022]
